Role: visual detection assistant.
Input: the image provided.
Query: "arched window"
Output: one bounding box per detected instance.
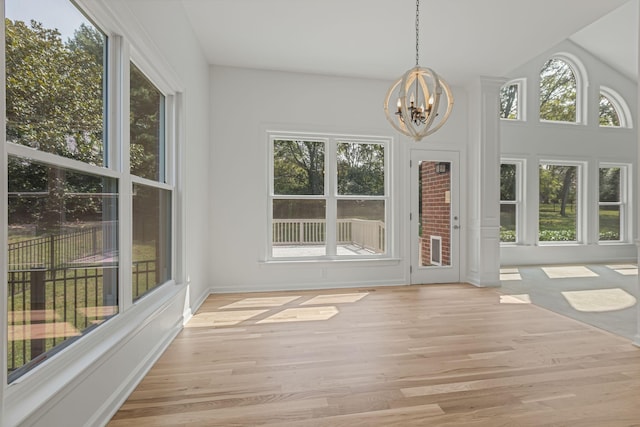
[599,87,632,128]
[500,79,525,120]
[599,94,620,127]
[539,58,579,123]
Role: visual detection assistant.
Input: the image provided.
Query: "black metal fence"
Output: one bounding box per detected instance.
[6,224,155,379]
[8,222,118,271]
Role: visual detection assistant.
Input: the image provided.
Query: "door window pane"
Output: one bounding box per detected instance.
[419,161,451,266]
[5,0,106,165]
[539,164,577,242]
[7,156,118,381]
[130,63,165,181]
[132,184,171,299]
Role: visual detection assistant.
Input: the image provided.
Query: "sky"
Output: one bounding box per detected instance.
[6,0,90,41]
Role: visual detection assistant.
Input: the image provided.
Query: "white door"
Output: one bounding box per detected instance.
[410,150,460,284]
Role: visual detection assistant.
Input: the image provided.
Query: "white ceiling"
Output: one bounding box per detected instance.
[180,0,636,86]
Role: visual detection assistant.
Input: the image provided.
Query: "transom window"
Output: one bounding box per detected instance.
[269,134,389,259]
[500,80,525,121]
[539,58,579,123]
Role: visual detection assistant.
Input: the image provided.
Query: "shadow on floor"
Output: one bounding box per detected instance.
[499,263,637,340]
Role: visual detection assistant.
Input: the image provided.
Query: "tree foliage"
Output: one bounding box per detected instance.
[337,142,384,196]
[500,84,518,119]
[130,63,164,181]
[6,19,105,164]
[500,163,516,201]
[539,58,576,122]
[599,95,621,127]
[273,140,325,195]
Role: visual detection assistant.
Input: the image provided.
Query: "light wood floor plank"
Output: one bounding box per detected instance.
[108,284,640,426]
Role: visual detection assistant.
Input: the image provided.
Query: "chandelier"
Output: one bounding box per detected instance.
[383,0,453,141]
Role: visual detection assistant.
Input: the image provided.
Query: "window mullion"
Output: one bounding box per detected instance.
[326,138,337,256]
[119,42,133,311]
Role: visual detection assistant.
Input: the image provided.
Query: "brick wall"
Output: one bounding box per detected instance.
[420,161,451,266]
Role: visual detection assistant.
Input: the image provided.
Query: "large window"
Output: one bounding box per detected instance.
[5,0,114,381]
[4,1,176,382]
[270,134,388,259]
[599,165,627,242]
[539,58,578,123]
[130,63,171,299]
[500,162,521,243]
[538,163,579,243]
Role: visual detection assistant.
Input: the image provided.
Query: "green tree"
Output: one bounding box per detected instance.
[500,84,518,119]
[540,58,576,122]
[6,18,105,229]
[273,140,325,195]
[599,95,621,127]
[337,143,384,196]
[130,63,164,180]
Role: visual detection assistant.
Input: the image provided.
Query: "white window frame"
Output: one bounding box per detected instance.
[539,53,588,125]
[1,1,184,419]
[537,160,585,245]
[500,78,526,121]
[500,159,524,245]
[598,163,631,244]
[267,131,391,261]
[599,87,633,129]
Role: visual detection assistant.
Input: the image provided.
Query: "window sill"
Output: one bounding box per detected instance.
[260,257,401,266]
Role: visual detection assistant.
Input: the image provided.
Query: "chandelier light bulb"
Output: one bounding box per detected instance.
[383,0,453,141]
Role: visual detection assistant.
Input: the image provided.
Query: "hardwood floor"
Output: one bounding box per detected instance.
[108,284,640,426]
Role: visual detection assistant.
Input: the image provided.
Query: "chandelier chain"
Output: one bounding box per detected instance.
[415,0,420,66]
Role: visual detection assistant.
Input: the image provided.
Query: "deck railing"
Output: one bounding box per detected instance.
[273,218,385,253]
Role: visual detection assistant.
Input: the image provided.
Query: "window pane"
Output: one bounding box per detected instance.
[540,59,576,122]
[272,199,326,257]
[500,204,516,243]
[6,0,106,165]
[599,167,620,202]
[337,200,385,254]
[500,163,516,201]
[132,184,171,299]
[539,164,577,242]
[273,140,325,195]
[130,63,165,181]
[337,142,384,196]
[7,156,118,381]
[599,95,621,127]
[599,206,621,241]
[599,167,622,242]
[500,84,518,119]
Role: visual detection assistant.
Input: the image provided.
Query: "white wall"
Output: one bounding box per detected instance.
[500,39,638,265]
[1,1,211,426]
[209,65,469,292]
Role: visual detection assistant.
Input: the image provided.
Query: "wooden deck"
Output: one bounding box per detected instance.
[108,284,640,426]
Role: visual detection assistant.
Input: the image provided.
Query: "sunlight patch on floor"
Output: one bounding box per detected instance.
[301,293,368,305]
[186,309,269,327]
[500,294,531,304]
[219,296,300,309]
[561,288,636,312]
[542,266,599,279]
[607,264,638,276]
[257,306,339,323]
